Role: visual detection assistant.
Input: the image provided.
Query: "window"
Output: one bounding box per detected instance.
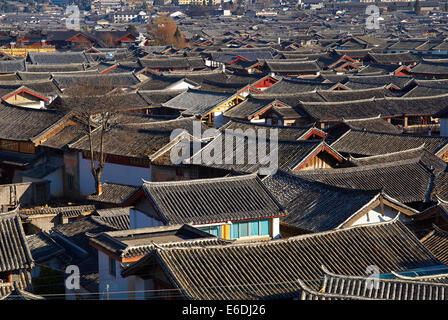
[109,257,116,277]
[250,221,259,236]
[240,222,249,237]
[231,219,271,239]
[260,219,270,236]
[199,225,222,237]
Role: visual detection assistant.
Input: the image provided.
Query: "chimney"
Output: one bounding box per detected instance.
[97,182,103,195]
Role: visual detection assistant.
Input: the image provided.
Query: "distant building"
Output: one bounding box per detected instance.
[112,11,148,23]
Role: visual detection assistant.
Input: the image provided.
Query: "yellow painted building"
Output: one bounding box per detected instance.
[0,47,56,57]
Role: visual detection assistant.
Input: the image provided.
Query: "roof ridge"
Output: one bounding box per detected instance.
[298,157,423,175]
[350,144,426,161]
[142,172,259,186]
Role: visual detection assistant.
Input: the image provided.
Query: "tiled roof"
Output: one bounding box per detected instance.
[421,224,448,265]
[317,267,448,300]
[0,210,34,272]
[86,183,140,206]
[142,174,284,225]
[263,170,386,232]
[90,224,231,259]
[331,129,448,156]
[124,219,442,299]
[92,207,132,230]
[162,88,234,117]
[0,102,67,142]
[26,232,65,263]
[297,157,444,203]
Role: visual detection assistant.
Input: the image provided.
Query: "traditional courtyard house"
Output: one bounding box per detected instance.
[25,64,90,74]
[367,52,419,66]
[0,80,61,108]
[52,72,141,91]
[317,54,362,73]
[404,79,448,98]
[86,183,140,208]
[221,119,327,141]
[45,31,103,49]
[84,47,131,62]
[19,205,96,233]
[259,86,396,126]
[90,207,132,230]
[222,96,289,123]
[89,224,230,300]
[27,51,92,65]
[243,74,280,94]
[52,91,152,114]
[263,170,420,236]
[410,201,448,238]
[0,102,72,186]
[139,57,206,72]
[197,73,264,95]
[187,126,343,175]
[135,74,200,92]
[0,59,26,74]
[125,174,285,240]
[410,59,448,79]
[297,147,448,208]
[295,94,448,130]
[95,61,143,75]
[259,78,336,96]
[119,219,446,299]
[343,75,414,91]
[226,58,263,75]
[421,223,448,265]
[206,49,274,69]
[326,116,402,140]
[387,39,428,54]
[357,64,411,77]
[331,129,448,159]
[263,59,321,77]
[68,117,208,195]
[0,209,34,299]
[298,267,448,300]
[161,89,243,127]
[95,31,137,48]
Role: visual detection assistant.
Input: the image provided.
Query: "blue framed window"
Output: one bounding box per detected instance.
[199,225,222,237]
[250,221,259,236]
[231,219,271,239]
[260,219,270,236]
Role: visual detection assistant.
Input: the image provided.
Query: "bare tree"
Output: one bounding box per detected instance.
[61,78,127,195]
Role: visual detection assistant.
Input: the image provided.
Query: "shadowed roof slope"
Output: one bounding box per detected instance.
[331,129,448,156]
[0,210,34,272]
[122,219,442,299]
[0,102,67,142]
[142,174,284,225]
